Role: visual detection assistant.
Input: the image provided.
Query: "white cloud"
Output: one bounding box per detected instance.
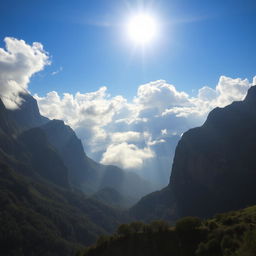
[35,86,133,153]
[134,80,191,113]
[2,37,254,188]
[51,66,63,75]
[198,86,218,101]
[36,76,255,179]
[161,129,168,135]
[147,139,165,146]
[216,76,250,106]
[111,131,142,144]
[162,76,252,118]
[0,37,49,109]
[100,142,154,169]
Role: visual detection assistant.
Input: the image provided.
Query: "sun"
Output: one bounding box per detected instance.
[127,14,158,45]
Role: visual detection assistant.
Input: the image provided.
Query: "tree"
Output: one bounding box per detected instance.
[130,221,145,233]
[117,224,132,237]
[149,220,169,233]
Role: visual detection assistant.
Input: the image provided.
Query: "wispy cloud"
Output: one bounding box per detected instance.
[51,66,63,76]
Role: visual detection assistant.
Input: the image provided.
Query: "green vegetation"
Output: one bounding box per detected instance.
[0,96,132,255]
[80,206,256,256]
[0,162,129,256]
[2,89,256,256]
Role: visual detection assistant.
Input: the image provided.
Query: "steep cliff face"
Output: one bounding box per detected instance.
[132,86,256,221]
[40,120,95,190]
[171,86,256,218]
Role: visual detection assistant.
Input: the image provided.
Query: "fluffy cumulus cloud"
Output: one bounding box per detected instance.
[162,76,251,118]
[134,80,190,112]
[35,87,134,154]
[2,37,255,188]
[0,37,49,109]
[101,143,154,169]
[111,131,142,144]
[35,76,255,183]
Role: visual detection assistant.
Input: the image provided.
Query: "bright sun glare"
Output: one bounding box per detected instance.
[127,14,158,45]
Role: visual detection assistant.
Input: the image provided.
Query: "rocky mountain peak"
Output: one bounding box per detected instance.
[7,93,48,131]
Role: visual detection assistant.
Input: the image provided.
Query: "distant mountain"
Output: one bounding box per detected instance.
[40,119,153,200]
[97,165,153,201]
[131,85,256,221]
[91,187,136,209]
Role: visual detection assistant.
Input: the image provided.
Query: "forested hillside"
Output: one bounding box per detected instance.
[81,205,256,256]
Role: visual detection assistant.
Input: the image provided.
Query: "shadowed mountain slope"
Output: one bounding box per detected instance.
[7,93,48,131]
[40,119,153,201]
[131,85,256,221]
[91,187,135,209]
[0,97,130,255]
[3,92,152,203]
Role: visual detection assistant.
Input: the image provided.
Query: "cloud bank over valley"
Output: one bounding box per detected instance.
[1,37,255,189]
[36,76,254,187]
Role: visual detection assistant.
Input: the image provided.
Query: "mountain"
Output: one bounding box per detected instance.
[91,187,135,209]
[131,85,256,221]
[81,205,256,256]
[2,92,152,202]
[40,119,95,191]
[8,93,48,131]
[0,96,130,255]
[0,98,17,136]
[40,119,153,201]
[18,127,70,188]
[96,165,153,201]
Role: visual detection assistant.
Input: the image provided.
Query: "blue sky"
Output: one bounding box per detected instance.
[1,0,256,187]
[1,0,256,99]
